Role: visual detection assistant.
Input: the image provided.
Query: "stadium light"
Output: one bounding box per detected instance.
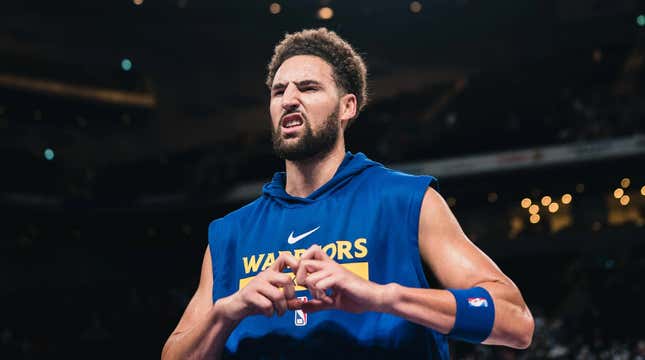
[613,188,624,199]
[620,195,630,206]
[529,204,539,215]
[637,14,645,27]
[133,0,143,5]
[548,202,559,213]
[621,177,630,188]
[529,214,540,224]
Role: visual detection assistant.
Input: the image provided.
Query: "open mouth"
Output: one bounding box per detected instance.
[281,113,304,129]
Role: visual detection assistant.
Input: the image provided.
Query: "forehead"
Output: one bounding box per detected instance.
[272,55,335,86]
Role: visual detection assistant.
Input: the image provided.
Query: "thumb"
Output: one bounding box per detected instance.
[300,299,334,313]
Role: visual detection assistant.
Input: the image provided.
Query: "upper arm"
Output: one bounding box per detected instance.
[418,187,534,348]
[170,245,214,335]
[418,187,516,290]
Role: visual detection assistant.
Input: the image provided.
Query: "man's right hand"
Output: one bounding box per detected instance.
[219,253,302,321]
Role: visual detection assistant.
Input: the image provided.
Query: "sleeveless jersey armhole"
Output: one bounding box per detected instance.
[407,175,439,243]
[406,175,439,290]
[207,219,220,302]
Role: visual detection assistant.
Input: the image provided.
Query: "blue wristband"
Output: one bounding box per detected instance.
[447,286,495,343]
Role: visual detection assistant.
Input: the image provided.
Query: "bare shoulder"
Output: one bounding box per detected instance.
[418,186,507,288]
[419,186,460,234]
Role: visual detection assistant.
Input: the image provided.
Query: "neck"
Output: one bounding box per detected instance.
[284,140,346,198]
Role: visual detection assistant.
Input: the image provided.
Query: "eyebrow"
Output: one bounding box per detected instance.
[271,79,323,91]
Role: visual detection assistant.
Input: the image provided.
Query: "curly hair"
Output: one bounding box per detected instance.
[266,28,368,122]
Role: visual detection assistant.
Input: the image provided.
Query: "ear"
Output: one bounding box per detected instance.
[338,93,357,129]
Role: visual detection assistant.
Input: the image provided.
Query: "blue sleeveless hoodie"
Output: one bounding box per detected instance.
[208,152,449,359]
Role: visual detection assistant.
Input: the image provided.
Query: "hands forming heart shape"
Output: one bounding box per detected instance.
[222,244,387,321]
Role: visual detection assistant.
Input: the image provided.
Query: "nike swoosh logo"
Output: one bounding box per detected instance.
[287,226,320,245]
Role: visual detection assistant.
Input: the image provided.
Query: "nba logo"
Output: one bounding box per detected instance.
[294,296,308,326]
[467,297,488,307]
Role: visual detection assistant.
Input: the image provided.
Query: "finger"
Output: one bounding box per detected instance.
[271,252,300,272]
[308,286,333,304]
[304,269,331,289]
[264,271,297,311]
[287,297,304,310]
[314,276,337,294]
[264,271,293,288]
[303,270,330,298]
[249,293,274,317]
[314,289,333,304]
[312,277,336,304]
[301,299,334,313]
[257,283,288,317]
[282,280,296,300]
[300,244,329,261]
[306,272,335,304]
[295,259,326,286]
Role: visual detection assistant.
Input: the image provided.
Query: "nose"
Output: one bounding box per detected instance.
[281,83,301,112]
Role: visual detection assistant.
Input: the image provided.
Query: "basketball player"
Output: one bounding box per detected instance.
[162,28,534,359]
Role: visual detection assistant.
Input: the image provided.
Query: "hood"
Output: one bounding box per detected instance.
[262,151,381,206]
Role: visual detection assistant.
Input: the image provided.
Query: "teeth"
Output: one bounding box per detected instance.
[283,118,303,128]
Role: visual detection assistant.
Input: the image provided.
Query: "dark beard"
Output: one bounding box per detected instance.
[272,108,340,161]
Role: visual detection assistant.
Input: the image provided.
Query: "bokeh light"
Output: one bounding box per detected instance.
[637,14,645,27]
[44,148,55,161]
[561,193,572,204]
[521,198,532,208]
[269,3,281,15]
[318,7,334,20]
[541,196,552,206]
[121,58,132,71]
[409,1,422,13]
[613,188,624,199]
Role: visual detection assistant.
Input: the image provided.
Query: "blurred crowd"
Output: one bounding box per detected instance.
[457,317,645,360]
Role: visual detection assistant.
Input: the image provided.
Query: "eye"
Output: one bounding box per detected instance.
[302,86,317,92]
[272,90,284,97]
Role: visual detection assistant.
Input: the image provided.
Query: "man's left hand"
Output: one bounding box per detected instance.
[294,244,387,314]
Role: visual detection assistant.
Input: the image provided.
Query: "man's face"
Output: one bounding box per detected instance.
[270,55,342,161]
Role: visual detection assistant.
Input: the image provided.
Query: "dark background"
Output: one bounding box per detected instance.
[1,0,644,358]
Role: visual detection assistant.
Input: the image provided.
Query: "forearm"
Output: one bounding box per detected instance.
[379,283,456,334]
[379,282,533,349]
[161,298,239,360]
